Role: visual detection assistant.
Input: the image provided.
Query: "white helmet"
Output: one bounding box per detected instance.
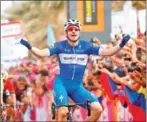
[64,19,82,31]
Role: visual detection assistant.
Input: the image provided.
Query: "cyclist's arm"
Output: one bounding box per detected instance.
[100,35,131,56]
[100,44,121,56]
[20,39,58,57]
[30,47,49,57]
[88,35,131,56]
[88,44,121,57]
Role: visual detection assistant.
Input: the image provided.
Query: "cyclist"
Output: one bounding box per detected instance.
[20,19,131,121]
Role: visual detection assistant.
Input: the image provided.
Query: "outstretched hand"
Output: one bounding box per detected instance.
[20,38,32,50]
[119,34,131,48]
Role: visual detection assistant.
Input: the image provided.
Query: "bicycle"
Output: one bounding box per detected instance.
[51,100,91,121]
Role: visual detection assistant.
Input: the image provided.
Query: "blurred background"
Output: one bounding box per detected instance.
[1,1,146,68]
[1,1,146,122]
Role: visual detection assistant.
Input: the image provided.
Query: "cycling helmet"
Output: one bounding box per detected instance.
[64,19,82,31]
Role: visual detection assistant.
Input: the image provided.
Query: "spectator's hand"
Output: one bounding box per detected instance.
[99,84,104,91]
[20,38,32,50]
[123,46,131,52]
[133,71,142,78]
[100,68,110,74]
[119,34,131,48]
[97,64,103,71]
[130,72,137,80]
[2,110,7,120]
[97,64,109,74]
[129,71,142,81]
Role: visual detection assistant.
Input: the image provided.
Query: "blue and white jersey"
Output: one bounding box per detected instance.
[48,40,102,80]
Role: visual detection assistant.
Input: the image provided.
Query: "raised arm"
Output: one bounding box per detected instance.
[100,68,122,84]
[100,35,131,56]
[100,68,140,91]
[20,39,58,57]
[30,47,49,57]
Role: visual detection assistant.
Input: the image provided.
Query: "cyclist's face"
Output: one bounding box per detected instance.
[66,25,80,42]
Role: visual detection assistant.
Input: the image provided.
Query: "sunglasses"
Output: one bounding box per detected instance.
[67,26,80,32]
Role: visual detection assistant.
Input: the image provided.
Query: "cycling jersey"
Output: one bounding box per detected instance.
[48,40,102,81]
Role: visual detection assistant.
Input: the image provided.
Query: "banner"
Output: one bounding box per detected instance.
[83,1,97,25]
[1,21,27,69]
[77,1,104,32]
[1,21,22,38]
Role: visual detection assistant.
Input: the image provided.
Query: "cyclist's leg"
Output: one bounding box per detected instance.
[69,86,103,121]
[53,76,69,121]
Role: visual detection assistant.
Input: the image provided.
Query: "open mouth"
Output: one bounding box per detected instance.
[71,35,77,37]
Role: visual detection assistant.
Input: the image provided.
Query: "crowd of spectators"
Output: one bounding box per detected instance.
[1,31,146,121]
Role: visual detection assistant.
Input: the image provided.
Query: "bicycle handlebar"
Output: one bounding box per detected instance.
[51,100,91,119]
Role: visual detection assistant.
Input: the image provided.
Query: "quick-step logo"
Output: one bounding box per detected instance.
[59,53,88,65]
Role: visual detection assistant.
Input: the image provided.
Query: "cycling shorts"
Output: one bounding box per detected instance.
[53,75,98,108]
